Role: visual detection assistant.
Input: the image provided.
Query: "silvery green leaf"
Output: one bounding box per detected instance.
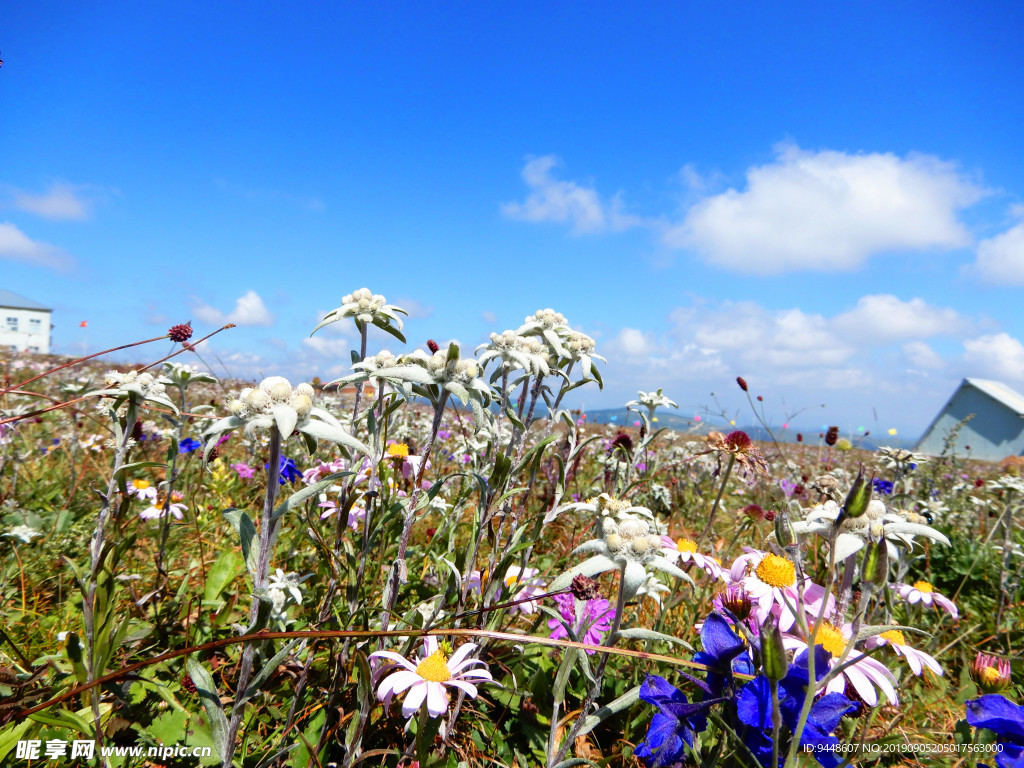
[622,559,648,601]
[271,473,351,521]
[297,419,369,455]
[885,522,950,546]
[444,381,471,405]
[648,556,695,585]
[548,554,619,592]
[855,624,928,643]
[542,328,569,357]
[271,404,298,438]
[613,628,693,649]
[374,365,437,385]
[186,658,230,763]
[571,540,609,556]
[310,310,342,336]
[833,532,866,561]
[223,508,259,579]
[238,640,300,707]
[373,318,407,343]
[573,684,642,739]
[244,415,274,436]
[310,406,342,427]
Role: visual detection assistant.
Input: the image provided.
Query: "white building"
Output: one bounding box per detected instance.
[0,289,53,354]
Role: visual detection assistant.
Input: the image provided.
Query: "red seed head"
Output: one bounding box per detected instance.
[825,426,840,446]
[725,430,752,451]
[168,323,193,343]
[427,339,440,353]
[736,376,748,392]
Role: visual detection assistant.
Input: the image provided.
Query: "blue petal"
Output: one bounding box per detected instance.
[807,693,858,733]
[635,712,690,767]
[700,612,746,662]
[735,676,773,730]
[967,696,1024,741]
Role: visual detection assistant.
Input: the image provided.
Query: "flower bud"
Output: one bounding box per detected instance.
[760,619,788,682]
[570,575,601,601]
[736,376,749,392]
[861,539,888,588]
[289,393,313,418]
[774,509,797,549]
[971,653,1012,693]
[842,468,873,519]
[825,426,839,446]
[721,584,752,620]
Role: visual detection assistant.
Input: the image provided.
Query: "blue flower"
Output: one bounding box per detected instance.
[966,695,1024,768]
[635,676,708,767]
[636,614,749,767]
[265,456,301,485]
[179,437,202,454]
[872,478,893,495]
[735,646,858,767]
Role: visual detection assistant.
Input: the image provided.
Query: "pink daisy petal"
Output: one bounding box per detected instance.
[425,682,448,717]
[447,643,478,669]
[378,670,421,700]
[446,679,479,699]
[401,681,428,718]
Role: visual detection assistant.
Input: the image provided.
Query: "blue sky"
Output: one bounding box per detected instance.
[3,2,1024,437]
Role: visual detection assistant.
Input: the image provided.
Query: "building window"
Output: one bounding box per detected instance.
[29,318,42,334]
[28,346,41,353]
[5,317,17,332]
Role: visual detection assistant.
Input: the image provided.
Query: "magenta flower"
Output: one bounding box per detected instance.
[231,463,256,479]
[547,592,616,653]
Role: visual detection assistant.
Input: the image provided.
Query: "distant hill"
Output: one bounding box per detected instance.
[580,407,919,451]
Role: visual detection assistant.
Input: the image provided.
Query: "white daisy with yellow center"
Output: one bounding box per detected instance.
[866,630,943,677]
[370,637,494,719]
[895,580,959,619]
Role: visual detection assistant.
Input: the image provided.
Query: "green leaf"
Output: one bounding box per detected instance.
[613,628,693,649]
[28,707,93,736]
[113,460,167,481]
[0,720,34,763]
[186,658,230,763]
[298,419,370,455]
[223,508,259,579]
[574,684,642,738]
[238,640,300,707]
[204,549,243,602]
[270,472,352,522]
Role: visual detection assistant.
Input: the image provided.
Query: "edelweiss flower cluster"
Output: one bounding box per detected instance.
[476,331,551,377]
[227,377,315,428]
[89,369,177,412]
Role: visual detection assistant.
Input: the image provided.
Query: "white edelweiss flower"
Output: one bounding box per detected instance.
[205,376,368,457]
[516,308,572,357]
[89,369,177,412]
[312,287,408,342]
[5,524,41,544]
[550,511,693,601]
[265,569,308,619]
[476,331,551,379]
[626,388,678,420]
[792,498,950,561]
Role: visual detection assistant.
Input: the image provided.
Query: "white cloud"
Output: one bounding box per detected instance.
[0,221,74,270]
[974,221,1024,284]
[605,327,655,358]
[903,341,945,370]
[665,145,983,274]
[301,336,351,358]
[501,155,643,234]
[11,182,92,220]
[963,333,1024,382]
[481,310,497,325]
[193,290,275,327]
[831,294,966,343]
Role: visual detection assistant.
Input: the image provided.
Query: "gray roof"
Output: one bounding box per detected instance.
[966,377,1024,416]
[0,289,51,311]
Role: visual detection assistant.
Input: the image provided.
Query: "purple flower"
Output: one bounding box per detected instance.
[779,479,798,498]
[437,429,451,441]
[547,592,615,653]
[872,478,894,495]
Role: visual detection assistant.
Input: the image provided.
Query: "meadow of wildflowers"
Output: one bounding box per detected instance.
[1,290,1023,768]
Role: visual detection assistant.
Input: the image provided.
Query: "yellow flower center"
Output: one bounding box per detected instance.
[912,580,933,593]
[754,554,796,589]
[880,630,906,646]
[675,538,698,554]
[814,624,848,657]
[416,649,451,682]
[134,480,150,490]
[387,443,410,458]
[980,667,1004,687]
